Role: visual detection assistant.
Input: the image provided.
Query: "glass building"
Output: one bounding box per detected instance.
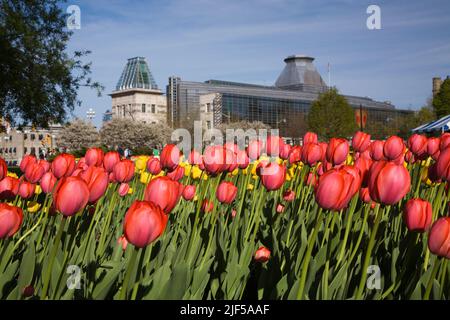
[167,55,413,140]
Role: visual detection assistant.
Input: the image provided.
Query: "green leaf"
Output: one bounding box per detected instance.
[17,241,36,299]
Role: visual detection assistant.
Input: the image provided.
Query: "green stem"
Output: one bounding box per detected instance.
[120,247,139,300]
[424,258,441,300]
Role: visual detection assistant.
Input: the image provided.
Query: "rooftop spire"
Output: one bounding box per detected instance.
[115,56,158,91]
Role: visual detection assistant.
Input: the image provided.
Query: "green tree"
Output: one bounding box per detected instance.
[433,78,450,118]
[307,88,357,140]
[0,0,103,127]
[398,105,436,139]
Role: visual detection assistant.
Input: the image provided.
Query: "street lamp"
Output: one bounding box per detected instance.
[86,108,96,122]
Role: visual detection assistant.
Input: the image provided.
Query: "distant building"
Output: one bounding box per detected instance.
[167,54,412,140]
[0,124,63,166]
[103,109,113,123]
[109,57,167,124]
[433,76,449,97]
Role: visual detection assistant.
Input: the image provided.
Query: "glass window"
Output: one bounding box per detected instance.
[31,134,35,140]
[39,134,44,140]
[151,104,156,113]
[142,104,146,113]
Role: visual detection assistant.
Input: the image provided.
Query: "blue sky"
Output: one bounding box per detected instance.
[66,0,450,127]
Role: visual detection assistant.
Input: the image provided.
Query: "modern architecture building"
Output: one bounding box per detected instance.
[167,55,412,140]
[110,57,167,124]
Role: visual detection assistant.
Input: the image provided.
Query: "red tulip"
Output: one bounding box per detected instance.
[236,150,249,169]
[428,217,450,259]
[383,136,405,161]
[85,147,104,167]
[188,150,202,165]
[436,147,450,182]
[160,144,180,171]
[182,185,196,201]
[216,181,238,204]
[352,131,371,153]
[369,140,385,161]
[247,140,263,161]
[225,148,238,173]
[288,146,302,164]
[408,134,428,160]
[79,166,109,204]
[19,154,36,173]
[315,166,361,211]
[224,142,239,154]
[266,136,283,157]
[117,235,128,251]
[0,177,19,200]
[18,180,35,199]
[305,172,318,187]
[51,153,76,179]
[260,162,286,191]
[403,199,432,232]
[354,156,372,187]
[75,157,88,171]
[302,143,323,166]
[427,137,440,160]
[405,151,415,164]
[203,145,226,175]
[118,183,130,197]
[144,176,183,213]
[54,176,90,216]
[283,189,295,202]
[254,246,271,263]
[276,203,285,213]
[359,187,376,209]
[24,162,46,183]
[147,157,162,175]
[113,160,135,183]
[428,163,441,183]
[40,172,57,194]
[279,143,291,160]
[201,199,214,213]
[0,203,23,239]
[167,165,185,181]
[440,133,450,151]
[123,200,168,248]
[326,138,349,166]
[37,159,51,173]
[368,161,411,205]
[303,132,318,145]
[103,151,121,173]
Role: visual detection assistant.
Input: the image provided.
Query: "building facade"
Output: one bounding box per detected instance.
[110,57,167,124]
[0,125,62,166]
[167,55,412,139]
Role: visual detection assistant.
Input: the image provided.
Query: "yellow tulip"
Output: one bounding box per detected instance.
[184,164,192,176]
[7,172,18,179]
[231,168,239,176]
[35,185,42,195]
[128,187,134,195]
[140,172,151,184]
[135,156,149,171]
[191,166,203,179]
[27,201,41,213]
[247,183,254,190]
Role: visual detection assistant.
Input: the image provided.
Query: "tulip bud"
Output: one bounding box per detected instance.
[147,157,162,175]
[160,144,180,171]
[0,203,23,239]
[303,132,318,145]
[369,140,385,161]
[352,131,371,153]
[51,153,76,179]
[279,143,292,160]
[144,176,183,213]
[288,146,302,164]
[403,199,432,232]
[113,160,135,183]
[427,137,440,160]
[40,172,57,194]
[201,199,214,213]
[282,189,295,202]
[117,235,128,251]
[18,180,35,199]
[383,136,405,161]
[0,177,20,200]
[103,151,121,173]
[408,134,428,160]
[260,162,286,191]
[254,246,271,263]
[302,143,323,166]
[123,201,168,248]
[326,138,349,166]
[436,147,450,182]
[276,203,285,213]
[54,176,90,216]
[182,185,196,201]
[85,147,104,167]
[118,183,130,197]
[20,154,37,173]
[79,167,109,204]
[428,217,450,259]
[24,162,46,183]
[247,140,263,160]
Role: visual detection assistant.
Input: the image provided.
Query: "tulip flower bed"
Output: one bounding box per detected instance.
[0,131,449,300]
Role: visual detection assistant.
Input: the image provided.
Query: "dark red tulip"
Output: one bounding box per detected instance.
[403,199,432,232]
[260,162,286,191]
[160,144,180,171]
[51,153,76,179]
[79,166,109,204]
[352,131,371,153]
[18,180,35,199]
[40,172,57,194]
[383,136,405,161]
[0,177,19,200]
[0,157,6,181]
[427,137,440,160]
[326,138,349,166]
[182,185,196,201]
[85,147,104,167]
[0,203,23,239]
[19,154,36,173]
[147,157,162,175]
[254,246,271,263]
[408,134,428,160]
[368,161,411,205]
[123,200,168,248]
[283,189,295,202]
[216,181,238,204]
[303,132,318,145]
[369,140,385,161]
[428,217,450,259]
[103,151,121,173]
[54,176,90,216]
[428,163,441,183]
[144,176,183,213]
[166,165,185,181]
[113,160,135,183]
[302,143,323,166]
